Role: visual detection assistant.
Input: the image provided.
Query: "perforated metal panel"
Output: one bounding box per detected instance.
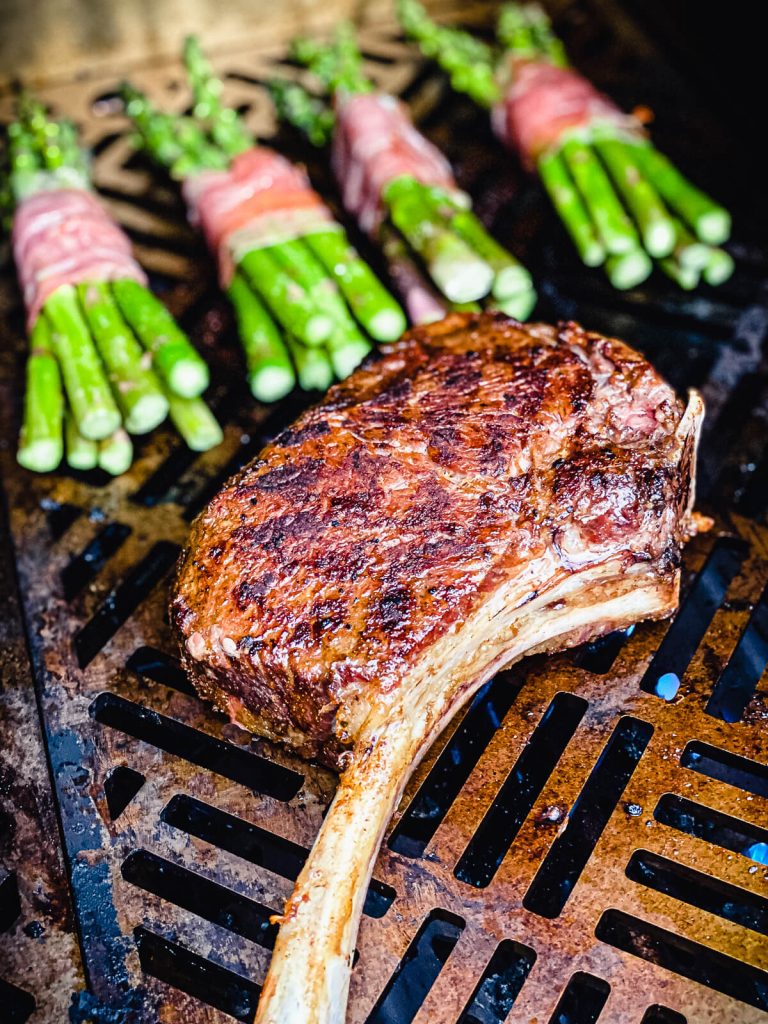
[2,3,768,1023]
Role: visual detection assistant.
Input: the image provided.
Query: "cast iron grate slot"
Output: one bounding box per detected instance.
[0,868,21,931]
[91,692,303,801]
[574,628,633,674]
[706,580,768,721]
[61,522,132,601]
[547,972,610,1024]
[639,536,747,700]
[123,849,279,948]
[653,793,768,863]
[134,926,260,1022]
[161,793,395,918]
[43,500,82,540]
[457,939,536,1024]
[127,645,196,696]
[389,674,524,858]
[366,909,465,1024]
[104,765,146,821]
[132,446,200,507]
[74,541,181,668]
[680,740,768,797]
[455,692,587,888]
[0,977,36,1024]
[640,1008,686,1024]
[524,717,654,918]
[596,909,768,1011]
[626,848,768,935]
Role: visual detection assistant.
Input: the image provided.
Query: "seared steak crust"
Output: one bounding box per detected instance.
[172,313,697,767]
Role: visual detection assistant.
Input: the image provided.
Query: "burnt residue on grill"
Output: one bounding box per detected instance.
[2,2,768,1023]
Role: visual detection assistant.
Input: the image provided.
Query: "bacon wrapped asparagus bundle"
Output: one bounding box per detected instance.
[270,24,536,323]
[122,39,405,401]
[399,0,733,291]
[6,97,221,474]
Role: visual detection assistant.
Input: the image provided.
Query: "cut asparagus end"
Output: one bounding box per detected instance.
[493,289,538,321]
[492,263,534,301]
[98,429,134,475]
[703,248,735,287]
[434,250,494,303]
[287,338,334,392]
[65,413,99,470]
[696,209,732,246]
[367,306,408,342]
[643,219,676,259]
[658,255,700,290]
[79,405,123,442]
[17,437,63,473]
[678,239,711,271]
[325,331,370,385]
[605,249,653,290]
[123,392,170,435]
[303,311,336,346]
[165,356,210,399]
[167,393,224,451]
[249,364,297,403]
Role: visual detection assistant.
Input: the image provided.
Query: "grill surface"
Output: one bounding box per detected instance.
[2,3,768,1022]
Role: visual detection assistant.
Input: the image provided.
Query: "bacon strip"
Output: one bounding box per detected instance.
[492,59,641,167]
[182,147,335,285]
[12,189,146,328]
[331,92,460,234]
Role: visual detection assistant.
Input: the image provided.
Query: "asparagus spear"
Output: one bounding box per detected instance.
[44,286,122,441]
[628,141,731,245]
[447,208,533,299]
[165,390,224,451]
[111,278,210,398]
[227,273,295,401]
[605,248,653,290]
[560,137,638,255]
[703,247,735,286]
[285,335,334,392]
[238,248,334,346]
[384,177,494,302]
[17,313,64,473]
[594,137,675,257]
[98,429,134,475]
[303,229,407,341]
[380,222,447,324]
[78,282,169,433]
[537,149,605,266]
[64,411,99,471]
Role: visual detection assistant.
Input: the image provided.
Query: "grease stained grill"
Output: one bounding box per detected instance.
[1,4,767,1023]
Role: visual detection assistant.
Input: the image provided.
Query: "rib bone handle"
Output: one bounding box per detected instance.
[254,563,682,1023]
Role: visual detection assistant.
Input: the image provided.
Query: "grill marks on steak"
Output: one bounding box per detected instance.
[173,313,696,768]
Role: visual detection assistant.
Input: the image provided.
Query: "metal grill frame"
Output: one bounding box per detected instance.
[2,3,768,1022]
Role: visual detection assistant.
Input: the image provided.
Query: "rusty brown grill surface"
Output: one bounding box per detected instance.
[2,3,768,1022]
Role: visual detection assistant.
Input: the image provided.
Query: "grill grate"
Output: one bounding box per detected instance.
[2,3,768,1022]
